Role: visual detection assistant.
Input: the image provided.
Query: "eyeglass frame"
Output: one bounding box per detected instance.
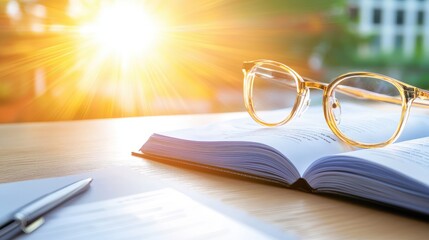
[243,59,429,148]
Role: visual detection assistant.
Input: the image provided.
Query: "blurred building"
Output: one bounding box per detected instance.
[348,0,429,59]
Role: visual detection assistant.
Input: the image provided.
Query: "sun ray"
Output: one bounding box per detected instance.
[2,0,323,122]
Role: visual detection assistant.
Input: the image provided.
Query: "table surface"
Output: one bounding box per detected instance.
[0,112,428,240]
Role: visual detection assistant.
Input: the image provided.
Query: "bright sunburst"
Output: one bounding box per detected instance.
[80,3,164,57]
[2,0,300,122]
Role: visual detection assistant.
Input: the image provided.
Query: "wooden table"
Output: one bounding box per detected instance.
[0,113,428,239]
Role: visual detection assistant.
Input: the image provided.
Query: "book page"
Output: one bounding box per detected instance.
[339,137,429,186]
[155,107,348,177]
[154,104,429,176]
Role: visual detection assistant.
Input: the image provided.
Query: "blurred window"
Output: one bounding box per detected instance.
[373,8,382,24]
[395,10,404,25]
[417,10,425,26]
[349,6,359,22]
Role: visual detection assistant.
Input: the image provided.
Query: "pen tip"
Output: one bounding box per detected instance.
[84,178,93,184]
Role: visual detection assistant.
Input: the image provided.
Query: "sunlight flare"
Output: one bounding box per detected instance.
[80,3,164,56]
[2,0,291,121]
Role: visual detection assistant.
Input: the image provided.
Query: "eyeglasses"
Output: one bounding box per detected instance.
[242,59,429,148]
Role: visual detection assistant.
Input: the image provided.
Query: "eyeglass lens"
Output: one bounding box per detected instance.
[247,63,298,124]
[330,77,403,145]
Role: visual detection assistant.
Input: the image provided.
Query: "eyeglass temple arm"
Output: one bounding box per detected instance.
[418,88,429,100]
[252,69,429,108]
[333,84,429,108]
[301,76,429,108]
[253,70,297,89]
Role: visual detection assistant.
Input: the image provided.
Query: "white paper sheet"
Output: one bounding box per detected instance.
[0,167,293,240]
[20,188,282,240]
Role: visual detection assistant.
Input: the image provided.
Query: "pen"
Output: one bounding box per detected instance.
[0,177,92,240]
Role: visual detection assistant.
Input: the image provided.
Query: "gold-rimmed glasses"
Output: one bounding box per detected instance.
[243,59,429,148]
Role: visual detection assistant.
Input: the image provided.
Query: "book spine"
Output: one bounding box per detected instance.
[290,178,314,193]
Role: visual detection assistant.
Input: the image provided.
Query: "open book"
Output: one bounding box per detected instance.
[137,106,429,215]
